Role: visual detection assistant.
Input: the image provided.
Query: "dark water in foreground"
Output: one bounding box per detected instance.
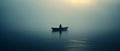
[0,29,120,51]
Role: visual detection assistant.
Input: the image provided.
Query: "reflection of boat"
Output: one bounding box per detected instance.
[52,24,68,39]
[52,27,68,31]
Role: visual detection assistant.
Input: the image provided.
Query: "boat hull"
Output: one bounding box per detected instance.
[52,27,68,31]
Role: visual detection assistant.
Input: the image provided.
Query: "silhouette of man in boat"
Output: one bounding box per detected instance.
[52,24,68,31]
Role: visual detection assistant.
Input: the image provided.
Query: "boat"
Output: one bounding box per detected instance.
[52,24,68,31]
[52,27,68,31]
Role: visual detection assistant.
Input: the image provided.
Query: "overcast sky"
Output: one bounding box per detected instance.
[1,0,120,31]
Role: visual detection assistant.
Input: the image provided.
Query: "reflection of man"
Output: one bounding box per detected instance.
[59,24,62,28]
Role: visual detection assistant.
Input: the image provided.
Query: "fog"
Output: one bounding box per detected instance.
[1,0,120,32]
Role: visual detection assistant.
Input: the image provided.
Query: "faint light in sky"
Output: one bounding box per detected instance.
[65,0,97,7]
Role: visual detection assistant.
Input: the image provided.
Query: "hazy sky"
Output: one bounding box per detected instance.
[1,0,120,31]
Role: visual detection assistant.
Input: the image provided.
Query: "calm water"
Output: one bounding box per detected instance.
[0,29,120,51]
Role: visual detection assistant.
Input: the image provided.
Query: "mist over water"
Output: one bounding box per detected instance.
[0,0,120,51]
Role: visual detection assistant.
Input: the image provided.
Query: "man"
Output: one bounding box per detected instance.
[59,24,62,28]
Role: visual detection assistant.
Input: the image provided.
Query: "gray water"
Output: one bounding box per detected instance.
[1,29,120,51]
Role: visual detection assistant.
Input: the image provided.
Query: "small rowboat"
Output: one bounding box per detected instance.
[52,27,68,31]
